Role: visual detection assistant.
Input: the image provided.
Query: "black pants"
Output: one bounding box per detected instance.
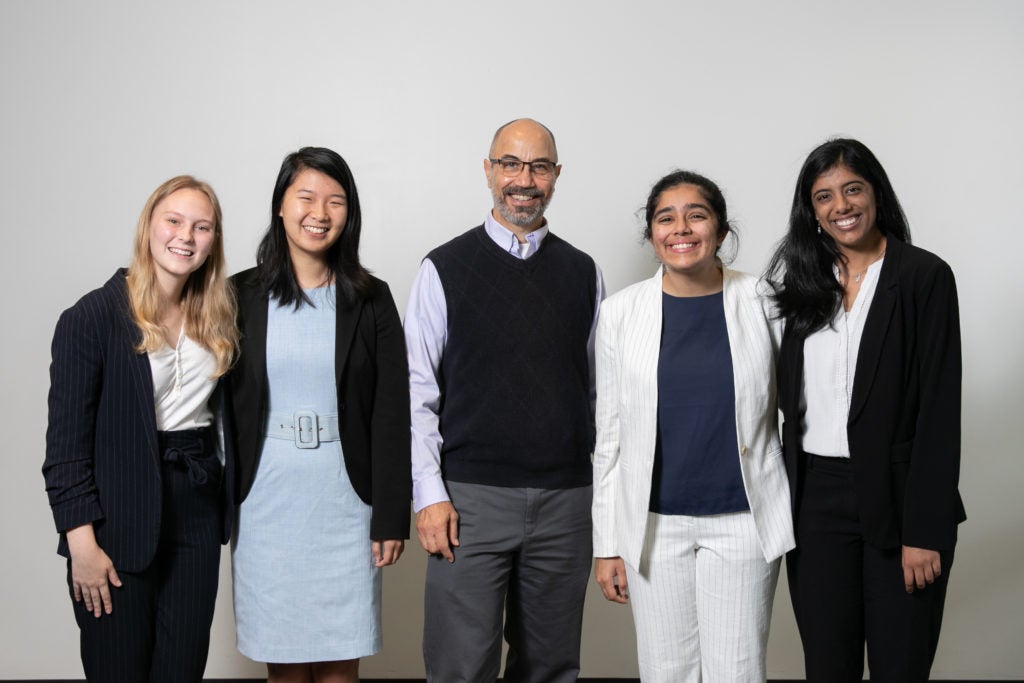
[69,429,223,683]
[787,452,953,682]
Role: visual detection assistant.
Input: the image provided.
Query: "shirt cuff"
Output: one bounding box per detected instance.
[412,475,451,513]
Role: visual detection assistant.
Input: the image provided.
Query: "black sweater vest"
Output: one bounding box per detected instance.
[429,225,596,489]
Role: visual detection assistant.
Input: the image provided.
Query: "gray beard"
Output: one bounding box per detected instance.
[494,195,549,228]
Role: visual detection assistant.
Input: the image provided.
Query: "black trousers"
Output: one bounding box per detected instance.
[787,452,953,683]
[69,429,223,683]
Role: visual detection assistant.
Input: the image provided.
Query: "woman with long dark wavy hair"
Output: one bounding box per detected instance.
[765,138,965,681]
[228,147,411,683]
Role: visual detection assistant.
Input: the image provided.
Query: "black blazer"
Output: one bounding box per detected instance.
[779,238,966,551]
[228,269,411,540]
[43,270,232,572]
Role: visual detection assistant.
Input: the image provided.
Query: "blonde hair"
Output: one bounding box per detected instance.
[126,175,238,376]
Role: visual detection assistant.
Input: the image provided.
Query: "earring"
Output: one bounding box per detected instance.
[816,221,822,235]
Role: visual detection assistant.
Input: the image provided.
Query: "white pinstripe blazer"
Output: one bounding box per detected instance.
[592,267,795,569]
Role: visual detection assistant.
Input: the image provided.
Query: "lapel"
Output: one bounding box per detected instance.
[240,282,269,391]
[637,267,665,375]
[779,326,805,418]
[239,274,363,393]
[109,272,159,460]
[720,268,749,386]
[632,268,665,463]
[334,286,363,386]
[849,237,902,422]
[720,268,769,421]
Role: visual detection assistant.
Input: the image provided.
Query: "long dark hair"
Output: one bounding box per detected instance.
[643,169,737,261]
[256,146,372,307]
[764,138,911,337]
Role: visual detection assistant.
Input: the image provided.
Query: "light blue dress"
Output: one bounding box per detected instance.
[232,285,381,663]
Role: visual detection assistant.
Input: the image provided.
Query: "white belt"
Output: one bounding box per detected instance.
[265,410,340,449]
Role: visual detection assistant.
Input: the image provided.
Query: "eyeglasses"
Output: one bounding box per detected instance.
[489,156,557,178]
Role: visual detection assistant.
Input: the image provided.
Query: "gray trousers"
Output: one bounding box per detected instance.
[423,481,592,683]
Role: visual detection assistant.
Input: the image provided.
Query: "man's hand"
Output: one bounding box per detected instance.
[901,545,942,593]
[595,557,629,604]
[416,501,459,562]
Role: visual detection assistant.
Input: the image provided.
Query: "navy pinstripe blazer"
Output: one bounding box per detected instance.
[43,270,231,572]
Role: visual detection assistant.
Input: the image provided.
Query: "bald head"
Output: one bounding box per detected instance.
[489,118,558,161]
[484,118,562,234]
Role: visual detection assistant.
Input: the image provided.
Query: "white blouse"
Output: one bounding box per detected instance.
[148,328,218,431]
[800,258,885,458]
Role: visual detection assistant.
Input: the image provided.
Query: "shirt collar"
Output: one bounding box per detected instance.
[484,212,549,259]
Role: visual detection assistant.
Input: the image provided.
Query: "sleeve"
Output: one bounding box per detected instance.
[756,276,784,357]
[901,260,963,550]
[42,301,106,533]
[586,263,607,419]
[369,281,413,540]
[214,378,235,544]
[404,258,451,512]
[592,300,622,558]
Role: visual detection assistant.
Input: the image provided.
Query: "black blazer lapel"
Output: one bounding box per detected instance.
[334,292,362,386]
[228,271,273,503]
[849,238,902,423]
[111,278,159,460]
[779,328,805,420]
[241,287,269,391]
[129,349,159,458]
[779,325,806,508]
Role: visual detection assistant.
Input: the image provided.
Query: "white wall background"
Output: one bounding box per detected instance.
[2,0,1021,679]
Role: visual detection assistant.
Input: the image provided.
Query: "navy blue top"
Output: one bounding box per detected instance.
[649,291,749,515]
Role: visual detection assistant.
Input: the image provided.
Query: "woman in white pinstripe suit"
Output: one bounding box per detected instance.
[592,170,794,683]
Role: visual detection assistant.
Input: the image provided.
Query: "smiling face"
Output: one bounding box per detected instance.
[279,167,347,265]
[810,163,880,255]
[148,188,216,292]
[484,119,561,234]
[649,183,725,293]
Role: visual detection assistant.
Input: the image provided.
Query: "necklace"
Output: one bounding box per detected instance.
[843,242,887,286]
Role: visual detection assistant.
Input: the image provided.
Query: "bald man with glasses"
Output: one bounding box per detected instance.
[405,118,604,683]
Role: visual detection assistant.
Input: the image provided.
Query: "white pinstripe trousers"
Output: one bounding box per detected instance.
[625,510,780,683]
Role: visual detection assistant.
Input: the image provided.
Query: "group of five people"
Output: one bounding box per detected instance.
[44,118,963,682]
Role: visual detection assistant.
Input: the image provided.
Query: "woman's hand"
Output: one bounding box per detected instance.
[373,539,405,567]
[66,524,122,617]
[595,557,629,604]
[901,545,942,593]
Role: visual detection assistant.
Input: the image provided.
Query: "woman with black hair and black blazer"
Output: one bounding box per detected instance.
[228,147,411,683]
[765,138,965,682]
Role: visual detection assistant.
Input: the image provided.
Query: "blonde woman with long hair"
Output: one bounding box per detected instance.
[43,175,238,682]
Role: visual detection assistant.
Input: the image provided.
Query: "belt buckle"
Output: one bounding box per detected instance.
[293,410,319,449]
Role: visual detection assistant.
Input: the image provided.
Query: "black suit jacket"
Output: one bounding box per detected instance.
[228,269,411,540]
[43,270,231,572]
[779,238,966,551]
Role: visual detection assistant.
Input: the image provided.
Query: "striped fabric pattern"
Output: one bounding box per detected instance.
[43,270,164,572]
[592,267,794,570]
